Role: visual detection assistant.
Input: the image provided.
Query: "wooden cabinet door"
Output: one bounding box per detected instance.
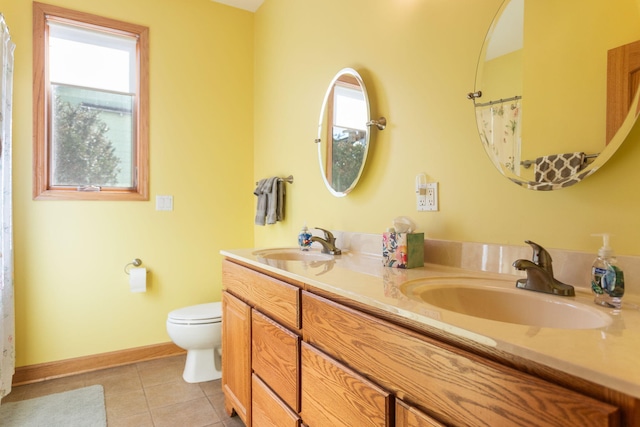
[300,342,391,427]
[396,400,446,427]
[222,291,251,426]
[252,309,300,411]
[252,374,301,427]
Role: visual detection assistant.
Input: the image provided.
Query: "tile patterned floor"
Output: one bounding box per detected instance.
[2,354,245,427]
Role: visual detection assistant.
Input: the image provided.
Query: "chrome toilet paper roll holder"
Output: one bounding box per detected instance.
[124,258,144,275]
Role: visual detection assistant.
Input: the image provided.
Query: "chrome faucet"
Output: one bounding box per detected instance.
[512,240,575,296]
[310,228,342,255]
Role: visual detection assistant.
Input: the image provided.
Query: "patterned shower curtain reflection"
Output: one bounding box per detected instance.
[475,99,522,175]
[0,14,15,402]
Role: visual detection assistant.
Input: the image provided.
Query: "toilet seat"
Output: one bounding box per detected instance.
[167,302,221,325]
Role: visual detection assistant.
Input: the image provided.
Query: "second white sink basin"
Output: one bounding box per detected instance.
[400,277,612,330]
[253,248,333,262]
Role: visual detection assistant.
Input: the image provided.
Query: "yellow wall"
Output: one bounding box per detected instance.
[253,0,640,256]
[2,0,254,366]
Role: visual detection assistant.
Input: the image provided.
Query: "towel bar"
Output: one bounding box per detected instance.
[255,175,294,185]
[520,153,598,169]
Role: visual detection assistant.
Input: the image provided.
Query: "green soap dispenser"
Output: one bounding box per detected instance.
[591,233,624,309]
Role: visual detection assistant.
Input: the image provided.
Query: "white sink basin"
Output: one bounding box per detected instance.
[253,248,333,262]
[400,277,612,330]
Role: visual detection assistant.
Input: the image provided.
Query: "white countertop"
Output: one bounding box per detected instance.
[221,247,640,399]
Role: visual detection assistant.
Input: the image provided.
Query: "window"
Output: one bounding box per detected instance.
[33,2,149,200]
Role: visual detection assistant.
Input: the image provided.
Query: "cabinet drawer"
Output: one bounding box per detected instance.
[396,400,446,427]
[302,291,620,427]
[223,259,300,330]
[252,374,301,427]
[300,342,392,427]
[252,309,300,411]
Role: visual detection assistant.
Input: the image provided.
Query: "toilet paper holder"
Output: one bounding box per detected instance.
[124,258,143,275]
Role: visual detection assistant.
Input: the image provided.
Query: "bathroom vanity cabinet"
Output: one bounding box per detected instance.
[221,257,637,427]
[222,259,302,427]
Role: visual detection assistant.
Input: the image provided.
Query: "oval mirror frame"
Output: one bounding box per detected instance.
[473,0,640,190]
[317,68,372,197]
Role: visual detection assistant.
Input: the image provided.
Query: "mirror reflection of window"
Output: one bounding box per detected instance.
[326,78,367,193]
[333,85,366,130]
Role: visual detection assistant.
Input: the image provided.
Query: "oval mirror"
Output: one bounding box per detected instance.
[472,0,640,190]
[317,68,379,197]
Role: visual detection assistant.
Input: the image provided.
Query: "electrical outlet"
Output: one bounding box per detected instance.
[416,186,427,210]
[424,182,438,211]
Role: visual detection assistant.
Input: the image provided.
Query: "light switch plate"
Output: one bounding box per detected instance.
[156,195,173,211]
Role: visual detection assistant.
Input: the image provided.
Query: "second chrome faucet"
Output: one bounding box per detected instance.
[512,240,575,296]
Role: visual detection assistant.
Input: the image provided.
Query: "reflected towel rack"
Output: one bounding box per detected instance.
[256,175,294,185]
[473,95,521,107]
[521,153,598,169]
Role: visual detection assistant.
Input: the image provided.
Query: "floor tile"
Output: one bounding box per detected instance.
[150,397,220,427]
[136,355,185,371]
[199,380,219,397]
[108,410,155,427]
[92,370,143,396]
[138,361,184,388]
[144,379,206,408]
[223,416,246,427]
[105,388,150,419]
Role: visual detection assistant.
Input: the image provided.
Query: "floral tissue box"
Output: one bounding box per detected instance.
[382,232,424,269]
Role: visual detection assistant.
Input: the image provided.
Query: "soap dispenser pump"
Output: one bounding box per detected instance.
[298,223,312,251]
[591,233,624,309]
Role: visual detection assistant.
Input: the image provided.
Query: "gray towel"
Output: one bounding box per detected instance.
[276,179,285,222]
[266,177,280,224]
[254,178,273,225]
[255,176,285,225]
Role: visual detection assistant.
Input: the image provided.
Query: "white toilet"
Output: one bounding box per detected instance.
[166,302,222,383]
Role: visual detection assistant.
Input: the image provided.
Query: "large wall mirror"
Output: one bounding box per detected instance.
[316,68,385,197]
[472,0,640,190]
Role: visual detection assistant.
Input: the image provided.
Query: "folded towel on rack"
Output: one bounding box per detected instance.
[254,177,274,225]
[266,177,280,225]
[534,152,585,183]
[255,176,286,226]
[276,179,285,222]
